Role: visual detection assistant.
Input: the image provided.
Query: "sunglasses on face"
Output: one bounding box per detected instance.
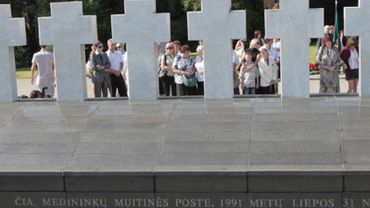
[167,47,173,49]
[97,46,103,49]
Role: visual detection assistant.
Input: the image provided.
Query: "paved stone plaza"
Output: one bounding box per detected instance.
[1,97,369,172]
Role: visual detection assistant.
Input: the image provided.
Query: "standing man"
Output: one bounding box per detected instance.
[91,41,111,98]
[106,39,127,97]
[317,25,331,50]
[31,45,55,98]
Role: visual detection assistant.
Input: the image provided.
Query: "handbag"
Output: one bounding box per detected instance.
[183,75,198,87]
[158,54,167,79]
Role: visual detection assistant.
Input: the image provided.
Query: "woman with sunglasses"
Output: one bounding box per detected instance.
[160,42,177,96]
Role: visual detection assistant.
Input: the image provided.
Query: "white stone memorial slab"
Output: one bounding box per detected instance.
[0,5,26,102]
[188,0,246,99]
[265,0,323,97]
[345,0,370,96]
[38,2,97,101]
[111,0,170,101]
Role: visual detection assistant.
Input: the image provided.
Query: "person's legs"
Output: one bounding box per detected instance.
[348,80,354,93]
[169,77,177,96]
[183,86,196,96]
[164,76,171,96]
[94,80,102,98]
[177,84,184,96]
[347,81,352,93]
[37,79,54,98]
[117,74,127,97]
[243,87,248,95]
[197,81,204,96]
[110,75,118,97]
[270,84,275,94]
[260,86,270,94]
[44,79,55,98]
[348,70,353,93]
[191,86,197,95]
[353,69,359,94]
[354,79,359,94]
[102,77,109,98]
[159,78,165,96]
[183,86,190,96]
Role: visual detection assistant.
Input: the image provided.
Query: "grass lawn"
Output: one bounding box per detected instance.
[309,44,317,64]
[16,67,32,79]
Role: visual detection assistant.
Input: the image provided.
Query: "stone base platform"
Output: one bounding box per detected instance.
[1,97,370,208]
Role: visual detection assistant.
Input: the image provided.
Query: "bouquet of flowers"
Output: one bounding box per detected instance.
[309,63,318,71]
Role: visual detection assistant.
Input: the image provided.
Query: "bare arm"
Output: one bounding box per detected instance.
[239,77,244,95]
[31,64,37,85]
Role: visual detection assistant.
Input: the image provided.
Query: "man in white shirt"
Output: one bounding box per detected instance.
[31,45,55,98]
[106,39,127,97]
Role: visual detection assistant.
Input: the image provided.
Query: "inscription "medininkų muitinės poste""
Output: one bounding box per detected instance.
[9,194,370,208]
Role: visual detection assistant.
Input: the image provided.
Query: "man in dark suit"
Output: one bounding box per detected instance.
[91,41,112,98]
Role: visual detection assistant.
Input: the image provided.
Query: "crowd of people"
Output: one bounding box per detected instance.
[316,25,359,94]
[28,27,360,99]
[158,31,281,97]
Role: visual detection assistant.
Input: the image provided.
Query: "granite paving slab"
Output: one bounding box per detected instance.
[0,97,369,173]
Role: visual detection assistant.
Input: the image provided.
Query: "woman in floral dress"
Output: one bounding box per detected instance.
[316,37,343,93]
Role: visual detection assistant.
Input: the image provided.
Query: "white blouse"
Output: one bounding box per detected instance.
[349,49,359,70]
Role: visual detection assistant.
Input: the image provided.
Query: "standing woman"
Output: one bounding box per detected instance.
[173,45,197,96]
[316,37,342,93]
[249,30,264,49]
[258,48,278,94]
[340,37,359,94]
[160,42,177,96]
[195,45,205,95]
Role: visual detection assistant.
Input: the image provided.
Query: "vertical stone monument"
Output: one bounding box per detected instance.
[265,0,323,97]
[111,0,170,101]
[187,0,246,99]
[0,5,26,102]
[38,2,97,101]
[345,0,370,96]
